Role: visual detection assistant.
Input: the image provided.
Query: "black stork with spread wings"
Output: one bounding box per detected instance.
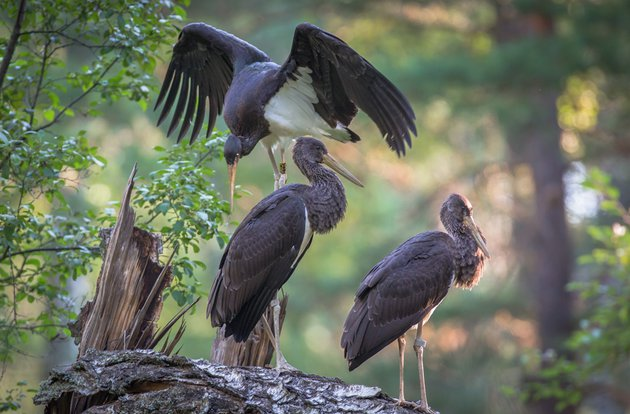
[155,22,416,205]
[208,137,362,370]
[341,194,490,409]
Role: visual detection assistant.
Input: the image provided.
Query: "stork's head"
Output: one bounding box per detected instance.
[440,194,490,259]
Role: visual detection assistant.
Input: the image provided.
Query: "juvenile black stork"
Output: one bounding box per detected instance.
[155,22,416,206]
[208,137,362,370]
[341,193,490,409]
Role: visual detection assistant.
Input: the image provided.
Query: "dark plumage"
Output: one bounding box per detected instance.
[341,193,490,407]
[155,22,416,204]
[207,137,362,368]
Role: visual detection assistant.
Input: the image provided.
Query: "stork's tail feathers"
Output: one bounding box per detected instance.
[323,124,361,143]
[344,126,360,143]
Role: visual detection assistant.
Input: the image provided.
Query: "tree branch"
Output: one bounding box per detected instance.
[2,245,98,260]
[0,0,27,91]
[33,57,119,132]
[20,29,122,51]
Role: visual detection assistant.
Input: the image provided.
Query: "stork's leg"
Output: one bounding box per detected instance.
[397,336,407,403]
[278,147,287,188]
[270,297,297,371]
[266,147,282,190]
[413,324,429,409]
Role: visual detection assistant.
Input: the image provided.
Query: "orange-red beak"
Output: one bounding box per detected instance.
[227,157,238,211]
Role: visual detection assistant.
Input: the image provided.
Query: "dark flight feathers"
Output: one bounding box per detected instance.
[155,24,236,143]
[282,23,416,155]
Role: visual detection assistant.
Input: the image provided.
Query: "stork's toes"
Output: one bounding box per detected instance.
[274,358,299,372]
[396,399,433,413]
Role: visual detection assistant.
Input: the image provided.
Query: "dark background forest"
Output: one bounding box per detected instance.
[1,1,630,413]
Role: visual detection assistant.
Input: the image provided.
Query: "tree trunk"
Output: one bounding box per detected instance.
[493,2,575,413]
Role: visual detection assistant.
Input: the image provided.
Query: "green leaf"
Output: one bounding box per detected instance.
[43,109,55,121]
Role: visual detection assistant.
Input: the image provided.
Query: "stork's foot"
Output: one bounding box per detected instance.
[396,399,432,412]
[269,297,297,372]
[274,352,299,372]
[275,357,300,372]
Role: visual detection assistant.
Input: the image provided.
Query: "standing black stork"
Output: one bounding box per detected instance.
[208,137,362,369]
[340,194,490,409]
[155,22,416,206]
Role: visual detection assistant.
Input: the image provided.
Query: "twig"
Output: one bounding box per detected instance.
[29,39,51,126]
[0,323,69,331]
[194,147,216,169]
[2,245,98,260]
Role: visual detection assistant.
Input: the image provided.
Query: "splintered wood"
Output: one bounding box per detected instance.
[70,165,172,355]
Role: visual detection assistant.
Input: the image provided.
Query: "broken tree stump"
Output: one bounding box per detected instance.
[34,350,434,414]
[49,166,193,413]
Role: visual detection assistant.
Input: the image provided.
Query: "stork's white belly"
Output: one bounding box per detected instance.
[263,66,350,151]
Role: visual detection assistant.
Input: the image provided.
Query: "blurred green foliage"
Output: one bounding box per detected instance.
[132,134,230,305]
[522,168,630,411]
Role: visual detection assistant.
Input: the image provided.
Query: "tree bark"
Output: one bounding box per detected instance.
[34,349,433,414]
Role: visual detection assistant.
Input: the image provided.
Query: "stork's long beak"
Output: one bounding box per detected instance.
[322,153,364,187]
[227,158,239,211]
[464,216,490,258]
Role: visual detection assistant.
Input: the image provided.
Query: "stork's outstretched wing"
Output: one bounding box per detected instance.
[155,23,268,143]
[282,23,417,156]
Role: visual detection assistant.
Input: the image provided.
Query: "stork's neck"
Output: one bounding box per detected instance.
[229,41,270,75]
[303,167,347,234]
[452,233,486,289]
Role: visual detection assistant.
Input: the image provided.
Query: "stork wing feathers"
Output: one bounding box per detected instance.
[155,23,235,143]
[341,232,454,370]
[283,23,417,156]
[207,191,310,340]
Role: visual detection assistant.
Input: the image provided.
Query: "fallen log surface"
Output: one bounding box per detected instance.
[35,349,434,414]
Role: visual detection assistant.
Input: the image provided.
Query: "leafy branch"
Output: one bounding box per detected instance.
[1,246,98,261]
[520,167,630,411]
